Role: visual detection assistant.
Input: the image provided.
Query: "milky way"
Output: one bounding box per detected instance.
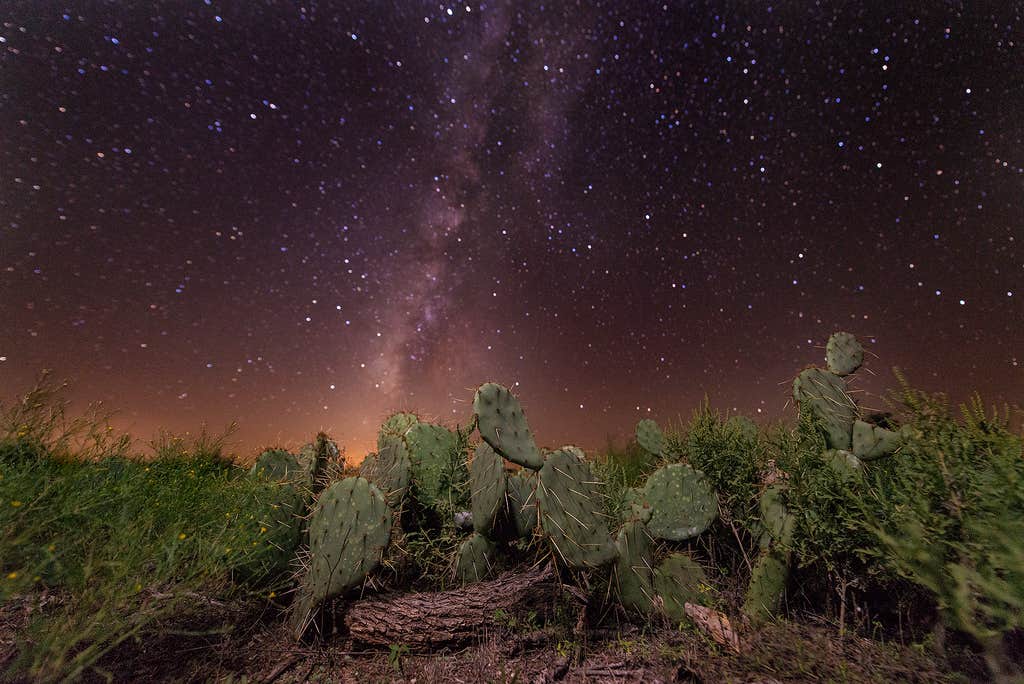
[2,2,1022,459]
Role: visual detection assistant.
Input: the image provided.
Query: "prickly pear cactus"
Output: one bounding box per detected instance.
[825,449,862,480]
[825,331,864,376]
[851,419,902,460]
[758,484,794,546]
[469,442,506,536]
[292,477,391,637]
[359,452,377,477]
[615,520,655,612]
[560,445,587,461]
[404,422,465,510]
[654,553,712,623]
[793,367,857,450]
[641,463,718,542]
[360,436,411,507]
[378,412,419,450]
[623,487,653,524]
[742,549,790,622]
[299,432,340,496]
[745,483,795,622]
[232,482,305,583]
[726,415,759,441]
[250,449,306,485]
[473,383,544,470]
[635,419,664,457]
[454,532,496,584]
[535,448,617,568]
[506,471,538,538]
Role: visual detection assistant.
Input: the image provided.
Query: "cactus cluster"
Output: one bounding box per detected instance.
[742,331,902,622]
[794,332,903,461]
[235,329,916,643]
[467,391,723,625]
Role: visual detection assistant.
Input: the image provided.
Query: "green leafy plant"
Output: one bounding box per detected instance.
[0,380,300,681]
[387,643,409,673]
[862,374,1024,680]
[678,400,765,534]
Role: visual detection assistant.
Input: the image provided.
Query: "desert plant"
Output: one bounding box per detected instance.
[862,374,1024,680]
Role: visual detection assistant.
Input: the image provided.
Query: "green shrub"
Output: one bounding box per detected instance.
[677,401,766,534]
[862,376,1023,676]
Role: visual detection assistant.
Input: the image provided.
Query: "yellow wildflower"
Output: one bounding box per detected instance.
[7,572,17,580]
[178,533,187,540]
[10,500,22,507]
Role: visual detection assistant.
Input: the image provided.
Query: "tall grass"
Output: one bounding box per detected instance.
[0,375,301,681]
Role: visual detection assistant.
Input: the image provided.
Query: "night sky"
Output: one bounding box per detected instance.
[2,2,1022,460]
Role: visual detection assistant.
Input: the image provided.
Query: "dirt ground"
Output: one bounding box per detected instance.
[2,592,974,683]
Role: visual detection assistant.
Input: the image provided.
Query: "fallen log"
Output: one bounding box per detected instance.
[342,563,558,647]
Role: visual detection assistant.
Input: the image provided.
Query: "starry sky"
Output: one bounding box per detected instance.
[2,2,1022,459]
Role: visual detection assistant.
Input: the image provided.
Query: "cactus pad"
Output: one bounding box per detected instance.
[469,442,506,535]
[641,464,718,541]
[535,448,617,568]
[851,419,902,460]
[473,383,544,470]
[615,520,655,612]
[358,452,377,477]
[250,449,307,485]
[378,412,419,450]
[758,484,794,547]
[654,553,712,623]
[299,432,341,496]
[793,367,857,450]
[635,419,664,456]
[292,477,392,636]
[727,415,759,441]
[360,436,411,507]
[233,482,305,583]
[506,471,538,538]
[825,331,864,376]
[623,487,653,524]
[404,422,464,509]
[742,549,790,622]
[454,532,497,584]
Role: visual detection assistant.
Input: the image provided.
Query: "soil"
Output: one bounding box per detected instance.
[1,591,970,684]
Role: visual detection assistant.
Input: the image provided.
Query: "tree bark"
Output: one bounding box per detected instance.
[342,563,558,647]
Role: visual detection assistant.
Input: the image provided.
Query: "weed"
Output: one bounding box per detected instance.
[387,643,409,673]
[0,380,298,681]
